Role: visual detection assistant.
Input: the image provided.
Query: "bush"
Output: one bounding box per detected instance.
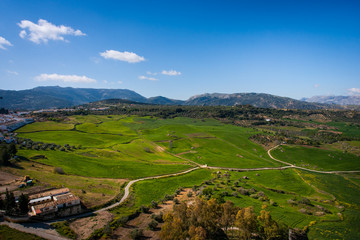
[173,198,179,204]
[117,216,129,226]
[130,229,143,240]
[139,205,149,213]
[151,200,158,208]
[299,197,312,206]
[148,219,158,230]
[151,212,163,223]
[187,191,193,197]
[54,167,65,174]
[164,194,174,201]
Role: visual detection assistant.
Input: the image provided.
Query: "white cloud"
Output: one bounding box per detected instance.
[314,84,320,88]
[18,19,85,44]
[146,71,158,75]
[35,73,96,83]
[138,75,158,81]
[100,50,145,63]
[117,81,123,84]
[0,36,12,49]
[161,70,181,76]
[347,88,360,96]
[7,70,19,75]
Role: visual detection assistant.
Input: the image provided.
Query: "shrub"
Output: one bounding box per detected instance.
[130,229,143,240]
[117,216,129,226]
[151,212,164,223]
[174,198,179,204]
[54,167,65,174]
[139,205,149,213]
[187,191,193,197]
[299,197,312,206]
[151,200,158,208]
[148,219,158,230]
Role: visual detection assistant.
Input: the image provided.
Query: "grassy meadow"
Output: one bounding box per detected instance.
[272,145,360,171]
[11,115,360,239]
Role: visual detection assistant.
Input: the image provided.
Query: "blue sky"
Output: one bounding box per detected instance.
[0,0,359,100]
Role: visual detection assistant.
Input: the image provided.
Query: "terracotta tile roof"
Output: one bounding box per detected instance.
[32,201,57,210]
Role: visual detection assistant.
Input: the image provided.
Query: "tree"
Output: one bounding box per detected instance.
[189,225,207,240]
[8,143,17,156]
[0,196,4,210]
[235,206,258,240]
[0,148,11,166]
[18,193,29,215]
[221,201,238,235]
[258,210,287,240]
[5,189,16,215]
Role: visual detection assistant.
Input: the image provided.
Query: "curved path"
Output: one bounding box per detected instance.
[96,166,199,212]
[267,145,360,174]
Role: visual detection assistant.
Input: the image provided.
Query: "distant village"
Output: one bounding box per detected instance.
[0,112,34,144]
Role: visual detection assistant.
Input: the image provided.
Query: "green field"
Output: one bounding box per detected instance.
[0,225,45,240]
[272,145,360,171]
[12,115,360,239]
[16,115,281,179]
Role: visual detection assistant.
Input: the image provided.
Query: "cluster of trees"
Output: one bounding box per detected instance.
[0,143,17,166]
[160,197,288,240]
[17,138,79,152]
[0,189,29,216]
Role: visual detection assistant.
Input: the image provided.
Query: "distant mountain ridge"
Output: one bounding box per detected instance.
[0,86,146,110]
[0,86,351,110]
[303,95,360,106]
[183,93,337,109]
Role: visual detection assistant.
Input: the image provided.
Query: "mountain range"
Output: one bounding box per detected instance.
[0,86,358,110]
[303,95,360,106]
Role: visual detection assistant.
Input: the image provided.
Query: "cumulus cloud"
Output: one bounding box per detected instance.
[100,50,145,63]
[35,73,96,83]
[161,70,181,76]
[348,88,360,96]
[0,36,12,49]
[138,75,158,81]
[18,19,85,44]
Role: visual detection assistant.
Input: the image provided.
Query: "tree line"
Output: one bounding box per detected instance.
[160,197,289,240]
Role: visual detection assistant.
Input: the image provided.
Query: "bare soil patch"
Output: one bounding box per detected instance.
[0,170,21,193]
[70,211,114,240]
[112,188,195,240]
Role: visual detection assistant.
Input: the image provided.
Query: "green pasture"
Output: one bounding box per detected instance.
[18,130,135,147]
[16,121,74,132]
[18,149,190,179]
[325,122,360,138]
[0,225,45,240]
[272,145,360,171]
